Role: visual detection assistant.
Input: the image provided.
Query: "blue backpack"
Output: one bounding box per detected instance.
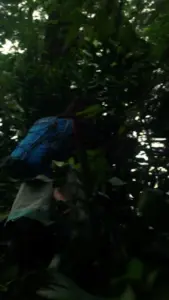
[8,117,75,178]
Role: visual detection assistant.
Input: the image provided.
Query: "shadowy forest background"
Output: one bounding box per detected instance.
[1,0,169,299]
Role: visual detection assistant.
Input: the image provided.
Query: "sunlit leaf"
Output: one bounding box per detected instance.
[76,105,103,118]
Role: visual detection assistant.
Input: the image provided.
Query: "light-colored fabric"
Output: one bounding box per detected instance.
[7,168,85,226]
[7,176,53,225]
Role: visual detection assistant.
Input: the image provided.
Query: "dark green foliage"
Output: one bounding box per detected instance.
[1,0,169,299]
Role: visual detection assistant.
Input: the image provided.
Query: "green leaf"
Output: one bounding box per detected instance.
[76,104,103,118]
[111,62,117,67]
[120,286,135,300]
[109,177,126,186]
[0,284,7,292]
[126,259,144,281]
[147,270,159,289]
